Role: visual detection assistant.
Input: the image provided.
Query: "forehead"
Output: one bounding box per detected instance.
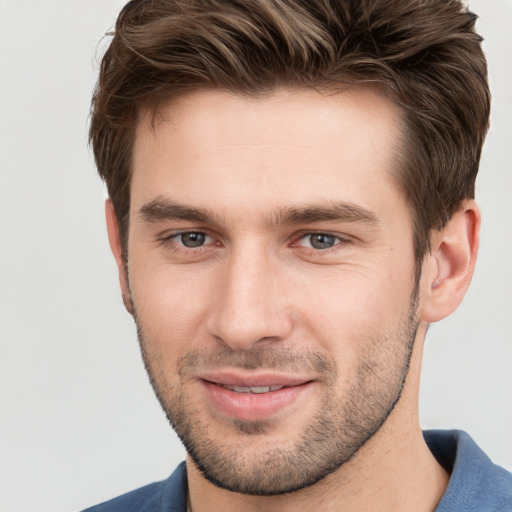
[131,87,405,220]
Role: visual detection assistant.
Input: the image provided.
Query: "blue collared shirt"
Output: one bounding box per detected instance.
[83,430,512,511]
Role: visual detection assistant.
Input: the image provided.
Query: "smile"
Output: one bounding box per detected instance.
[220,384,285,393]
[200,374,315,422]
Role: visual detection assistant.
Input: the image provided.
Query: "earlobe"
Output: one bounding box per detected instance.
[105,199,134,315]
[420,201,480,323]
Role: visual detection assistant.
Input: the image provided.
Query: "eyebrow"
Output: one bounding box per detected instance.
[273,202,380,226]
[139,196,222,225]
[138,196,380,228]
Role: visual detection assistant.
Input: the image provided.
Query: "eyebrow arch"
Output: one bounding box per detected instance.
[138,196,380,228]
[139,196,222,225]
[273,202,380,227]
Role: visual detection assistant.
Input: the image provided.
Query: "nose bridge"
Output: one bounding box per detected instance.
[207,240,291,350]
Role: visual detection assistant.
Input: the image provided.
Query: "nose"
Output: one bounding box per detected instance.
[206,246,293,351]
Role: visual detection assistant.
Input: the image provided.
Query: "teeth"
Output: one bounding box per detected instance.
[222,385,285,393]
[250,386,271,394]
[232,386,251,393]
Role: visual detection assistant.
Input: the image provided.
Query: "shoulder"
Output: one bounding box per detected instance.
[424,430,512,511]
[81,462,188,512]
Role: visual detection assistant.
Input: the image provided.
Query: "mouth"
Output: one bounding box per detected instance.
[199,373,314,422]
[218,384,286,394]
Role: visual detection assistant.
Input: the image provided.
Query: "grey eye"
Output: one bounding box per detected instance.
[306,233,338,249]
[179,232,207,247]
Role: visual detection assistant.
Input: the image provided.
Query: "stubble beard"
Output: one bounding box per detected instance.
[132,287,420,496]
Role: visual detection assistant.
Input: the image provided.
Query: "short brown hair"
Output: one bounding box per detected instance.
[89,0,490,263]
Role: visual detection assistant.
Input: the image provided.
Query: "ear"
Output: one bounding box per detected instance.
[105,199,134,314]
[420,200,480,323]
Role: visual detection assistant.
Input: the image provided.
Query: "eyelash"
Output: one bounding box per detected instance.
[160,230,215,250]
[160,230,351,254]
[293,232,350,251]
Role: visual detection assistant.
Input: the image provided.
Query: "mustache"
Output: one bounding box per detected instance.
[176,346,337,377]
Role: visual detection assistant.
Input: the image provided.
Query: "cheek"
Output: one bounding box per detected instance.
[129,259,215,354]
[128,242,416,365]
[297,266,389,314]
[295,263,414,346]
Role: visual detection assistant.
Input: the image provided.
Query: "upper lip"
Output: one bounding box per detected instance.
[199,371,313,388]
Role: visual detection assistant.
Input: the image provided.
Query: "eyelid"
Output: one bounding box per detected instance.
[293,231,351,246]
[157,228,352,251]
[160,229,215,247]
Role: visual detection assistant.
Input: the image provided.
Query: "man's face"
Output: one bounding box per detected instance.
[125,88,420,495]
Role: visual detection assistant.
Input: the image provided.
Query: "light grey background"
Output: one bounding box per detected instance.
[0,1,510,511]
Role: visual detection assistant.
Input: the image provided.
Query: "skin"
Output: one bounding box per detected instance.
[106,87,480,511]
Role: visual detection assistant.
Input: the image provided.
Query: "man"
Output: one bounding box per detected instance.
[84,0,512,510]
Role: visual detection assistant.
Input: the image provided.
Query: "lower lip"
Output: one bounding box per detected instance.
[202,381,312,421]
